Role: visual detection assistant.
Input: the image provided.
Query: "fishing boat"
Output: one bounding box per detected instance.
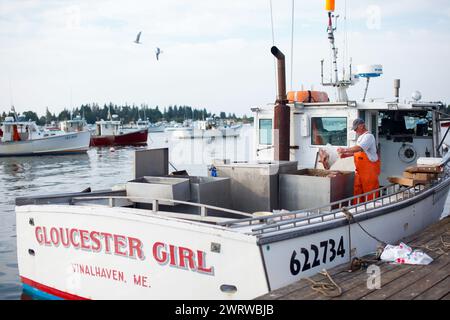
[90,114,148,147]
[0,112,90,157]
[15,0,450,300]
[148,122,166,133]
[43,121,65,136]
[60,116,88,133]
[172,119,241,139]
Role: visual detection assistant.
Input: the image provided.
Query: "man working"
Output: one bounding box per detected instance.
[337,118,380,202]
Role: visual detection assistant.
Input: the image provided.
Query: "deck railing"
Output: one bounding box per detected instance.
[70,195,253,218]
[218,172,450,236]
[22,168,450,234]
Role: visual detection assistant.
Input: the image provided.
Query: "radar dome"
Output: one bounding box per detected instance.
[356,64,383,78]
[412,91,422,101]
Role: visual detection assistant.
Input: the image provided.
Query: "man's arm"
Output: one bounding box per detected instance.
[337,145,363,158]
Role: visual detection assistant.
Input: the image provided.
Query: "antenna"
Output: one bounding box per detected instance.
[321,0,354,102]
[8,75,14,110]
[108,105,112,121]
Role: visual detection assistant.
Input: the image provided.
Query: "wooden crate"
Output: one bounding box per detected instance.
[403,171,437,181]
[388,176,428,187]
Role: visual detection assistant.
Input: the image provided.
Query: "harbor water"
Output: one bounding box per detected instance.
[1,124,449,300]
[0,126,254,300]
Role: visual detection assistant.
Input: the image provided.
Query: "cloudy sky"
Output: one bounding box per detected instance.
[0,0,449,117]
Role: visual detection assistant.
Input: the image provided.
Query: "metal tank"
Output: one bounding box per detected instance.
[279,168,354,211]
[213,160,298,213]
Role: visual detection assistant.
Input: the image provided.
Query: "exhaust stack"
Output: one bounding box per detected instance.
[271,46,290,161]
[394,79,400,102]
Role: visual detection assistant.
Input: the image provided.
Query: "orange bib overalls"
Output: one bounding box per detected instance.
[353,151,380,203]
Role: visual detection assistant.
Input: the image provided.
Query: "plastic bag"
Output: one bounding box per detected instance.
[380,242,433,265]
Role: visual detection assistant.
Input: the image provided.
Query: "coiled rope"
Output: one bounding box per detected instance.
[305,269,342,298]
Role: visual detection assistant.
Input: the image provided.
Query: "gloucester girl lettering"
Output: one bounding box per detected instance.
[33,226,215,277]
[34,226,145,260]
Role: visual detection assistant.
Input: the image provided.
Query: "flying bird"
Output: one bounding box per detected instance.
[155,47,162,60]
[134,31,142,44]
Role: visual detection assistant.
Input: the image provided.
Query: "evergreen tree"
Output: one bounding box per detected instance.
[22,111,39,122]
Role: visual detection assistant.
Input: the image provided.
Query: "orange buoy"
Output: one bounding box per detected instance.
[287,90,330,103]
[325,0,335,12]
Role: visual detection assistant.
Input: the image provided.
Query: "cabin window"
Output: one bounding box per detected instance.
[311,117,347,146]
[259,119,272,145]
[379,111,431,138]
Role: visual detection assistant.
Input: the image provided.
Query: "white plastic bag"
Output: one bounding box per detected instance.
[380,242,433,265]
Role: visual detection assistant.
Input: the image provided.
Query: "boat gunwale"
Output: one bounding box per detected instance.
[255,174,450,245]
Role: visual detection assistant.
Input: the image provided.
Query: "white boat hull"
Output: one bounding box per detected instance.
[0,131,91,156]
[16,205,268,300]
[173,128,240,139]
[15,177,450,299]
[261,181,449,290]
[148,125,166,133]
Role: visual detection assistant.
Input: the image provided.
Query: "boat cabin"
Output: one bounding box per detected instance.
[136,119,149,129]
[60,116,87,133]
[95,115,122,136]
[0,116,41,143]
[253,99,445,185]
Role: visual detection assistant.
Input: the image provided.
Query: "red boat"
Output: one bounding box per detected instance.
[90,116,148,147]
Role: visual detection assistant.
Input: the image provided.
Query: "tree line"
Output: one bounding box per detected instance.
[0,103,252,126]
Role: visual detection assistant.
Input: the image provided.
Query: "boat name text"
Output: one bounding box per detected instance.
[34,226,214,276]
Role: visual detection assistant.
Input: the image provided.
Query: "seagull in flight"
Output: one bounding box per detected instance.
[155,47,163,60]
[134,31,142,44]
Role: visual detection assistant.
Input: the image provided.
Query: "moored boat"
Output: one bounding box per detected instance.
[90,115,148,147]
[60,116,88,133]
[171,119,241,139]
[148,122,166,132]
[0,113,90,157]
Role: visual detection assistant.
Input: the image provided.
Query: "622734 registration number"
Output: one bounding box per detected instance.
[290,236,346,275]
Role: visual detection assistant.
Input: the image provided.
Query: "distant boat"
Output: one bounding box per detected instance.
[148,122,166,133]
[0,115,90,156]
[43,121,65,136]
[90,115,148,147]
[60,116,89,133]
[170,119,241,139]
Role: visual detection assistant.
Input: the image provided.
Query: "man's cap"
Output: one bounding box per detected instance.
[352,118,365,130]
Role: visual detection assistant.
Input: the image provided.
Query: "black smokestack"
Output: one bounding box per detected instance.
[271,46,290,161]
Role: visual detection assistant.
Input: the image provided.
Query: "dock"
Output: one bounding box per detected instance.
[257,216,450,300]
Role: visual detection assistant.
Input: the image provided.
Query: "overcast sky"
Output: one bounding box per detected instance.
[1,0,449,117]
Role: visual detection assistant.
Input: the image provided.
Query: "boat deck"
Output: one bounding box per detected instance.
[256,215,450,300]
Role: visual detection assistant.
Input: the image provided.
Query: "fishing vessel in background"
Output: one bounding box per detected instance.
[0,109,90,156]
[90,114,148,147]
[60,116,88,133]
[148,122,167,132]
[171,119,241,139]
[15,0,450,300]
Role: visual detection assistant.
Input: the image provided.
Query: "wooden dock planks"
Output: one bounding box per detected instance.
[257,216,450,300]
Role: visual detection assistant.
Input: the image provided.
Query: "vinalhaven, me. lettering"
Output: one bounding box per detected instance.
[72,263,126,283]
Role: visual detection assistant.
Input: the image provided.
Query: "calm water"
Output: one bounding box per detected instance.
[0,125,254,300]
